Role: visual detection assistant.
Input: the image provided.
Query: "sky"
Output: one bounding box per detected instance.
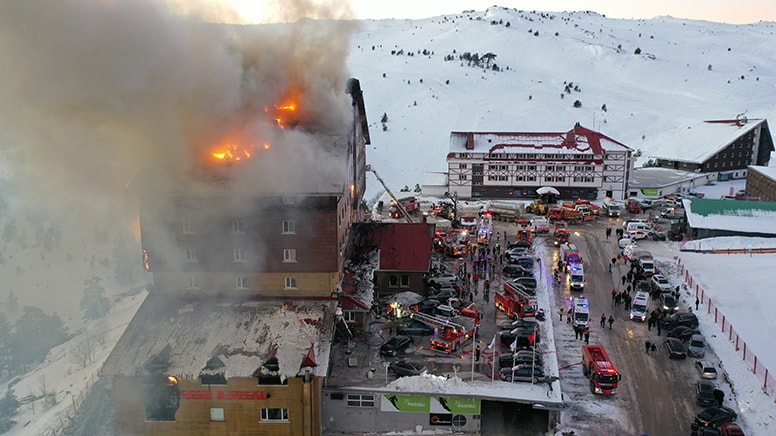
[224,0,776,24]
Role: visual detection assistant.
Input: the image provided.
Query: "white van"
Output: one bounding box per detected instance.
[629,291,650,321]
[626,222,651,232]
[572,297,590,329]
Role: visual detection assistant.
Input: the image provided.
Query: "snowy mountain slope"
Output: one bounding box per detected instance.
[347,8,776,199]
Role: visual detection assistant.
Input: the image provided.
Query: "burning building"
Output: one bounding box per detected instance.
[100,77,370,435]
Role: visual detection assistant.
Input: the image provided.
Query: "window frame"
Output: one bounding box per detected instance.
[236,276,248,289]
[284,276,298,290]
[282,220,296,234]
[210,407,225,422]
[283,249,297,263]
[184,248,197,263]
[233,249,246,263]
[346,394,375,407]
[231,220,245,234]
[260,408,290,422]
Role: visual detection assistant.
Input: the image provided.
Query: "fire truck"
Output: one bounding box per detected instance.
[553,226,570,246]
[581,345,622,395]
[495,281,538,318]
[389,196,417,218]
[562,202,596,222]
[515,220,532,243]
[547,208,583,224]
[436,229,470,257]
[410,312,477,354]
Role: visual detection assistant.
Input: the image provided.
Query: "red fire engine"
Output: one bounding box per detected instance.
[581,345,622,395]
[494,281,538,319]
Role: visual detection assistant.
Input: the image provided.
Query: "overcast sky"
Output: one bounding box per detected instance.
[225,0,776,24]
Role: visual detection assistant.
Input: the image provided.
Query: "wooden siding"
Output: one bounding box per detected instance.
[113,376,322,436]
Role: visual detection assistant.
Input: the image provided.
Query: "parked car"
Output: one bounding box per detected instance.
[388,360,427,377]
[508,240,532,249]
[499,365,545,383]
[498,317,538,330]
[691,406,738,432]
[397,322,435,336]
[688,334,707,357]
[651,274,673,293]
[498,351,543,368]
[695,380,717,407]
[427,288,457,302]
[667,326,701,341]
[719,423,746,436]
[507,256,535,269]
[695,360,718,379]
[380,336,414,357]
[512,276,537,290]
[500,327,539,347]
[426,273,459,288]
[503,265,533,278]
[663,337,687,359]
[660,293,679,313]
[663,311,699,330]
[412,299,441,315]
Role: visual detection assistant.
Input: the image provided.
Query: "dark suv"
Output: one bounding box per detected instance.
[380,336,414,357]
[691,406,737,432]
[663,311,699,330]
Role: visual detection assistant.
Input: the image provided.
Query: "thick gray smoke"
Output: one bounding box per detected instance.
[0,0,358,314]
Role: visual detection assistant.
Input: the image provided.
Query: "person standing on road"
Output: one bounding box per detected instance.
[608,315,614,329]
[559,308,564,322]
[645,340,652,354]
[584,328,590,344]
[621,274,627,286]
[695,296,700,310]
[606,227,612,239]
[600,314,606,328]
[475,345,481,362]
[657,320,663,336]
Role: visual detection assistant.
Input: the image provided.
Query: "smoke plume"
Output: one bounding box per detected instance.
[0,0,358,314]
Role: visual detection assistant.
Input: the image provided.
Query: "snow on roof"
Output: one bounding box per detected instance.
[101,295,336,381]
[749,165,776,182]
[684,198,776,235]
[421,171,449,186]
[646,119,765,164]
[340,247,379,309]
[629,167,710,188]
[449,125,631,155]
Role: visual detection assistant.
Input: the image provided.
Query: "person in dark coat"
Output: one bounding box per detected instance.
[584,328,590,344]
[695,296,700,310]
[645,341,652,354]
[608,316,614,329]
[600,314,606,328]
[713,389,725,406]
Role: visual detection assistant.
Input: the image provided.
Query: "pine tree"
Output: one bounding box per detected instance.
[81,277,110,320]
[0,389,20,432]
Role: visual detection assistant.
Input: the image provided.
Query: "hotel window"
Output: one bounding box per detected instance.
[459,174,468,180]
[260,408,289,422]
[347,394,375,407]
[517,176,525,181]
[184,248,197,262]
[499,175,508,181]
[389,275,399,287]
[545,176,553,182]
[527,176,536,181]
[236,276,248,289]
[400,275,410,287]
[181,220,194,234]
[500,165,507,170]
[573,176,583,182]
[343,311,356,322]
[210,408,225,422]
[517,165,525,170]
[459,163,468,169]
[232,220,245,234]
[233,249,246,263]
[283,249,297,263]
[556,177,565,182]
[282,220,296,234]
[585,176,594,182]
[556,166,565,172]
[284,277,298,289]
[488,175,497,181]
[186,276,199,289]
[527,165,536,171]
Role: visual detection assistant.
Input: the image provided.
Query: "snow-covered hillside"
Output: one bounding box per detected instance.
[347,7,776,200]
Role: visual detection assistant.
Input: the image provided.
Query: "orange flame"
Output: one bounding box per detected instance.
[209,98,296,162]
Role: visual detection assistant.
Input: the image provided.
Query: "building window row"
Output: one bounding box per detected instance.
[261,408,290,422]
[346,394,375,407]
[388,274,410,288]
[180,220,297,235]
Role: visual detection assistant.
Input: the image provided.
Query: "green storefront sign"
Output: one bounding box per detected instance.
[640,188,659,197]
[382,395,430,412]
[381,395,481,414]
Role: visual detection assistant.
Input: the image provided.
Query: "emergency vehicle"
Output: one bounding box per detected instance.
[495,281,538,318]
[568,263,585,291]
[571,297,590,330]
[581,345,622,395]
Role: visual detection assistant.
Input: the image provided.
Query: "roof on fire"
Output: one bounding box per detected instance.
[100,295,337,381]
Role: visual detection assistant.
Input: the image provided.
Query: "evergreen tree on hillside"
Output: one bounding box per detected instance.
[81,277,110,320]
[10,306,69,373]
[0,389,20,433]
